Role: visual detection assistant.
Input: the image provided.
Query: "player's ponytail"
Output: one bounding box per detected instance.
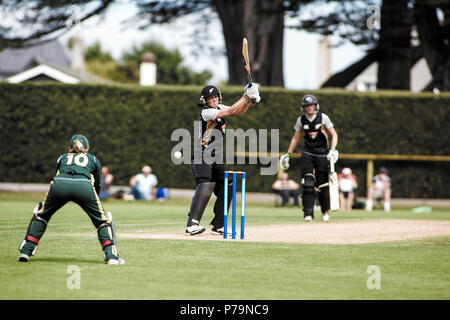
[69,134,89,153]
[70,139,87,153]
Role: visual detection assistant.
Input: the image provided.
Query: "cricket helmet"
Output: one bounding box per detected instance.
[69,134,89,151]
[199,85,222,107]
[301,94,320,111]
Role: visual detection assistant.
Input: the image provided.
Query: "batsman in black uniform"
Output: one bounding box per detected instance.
[17,134,125,265]
[186,84,261,235]
[280,94,338,221]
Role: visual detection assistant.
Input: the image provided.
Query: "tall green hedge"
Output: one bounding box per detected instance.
[0,83,449,198]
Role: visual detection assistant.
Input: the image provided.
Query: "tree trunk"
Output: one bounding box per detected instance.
[414,1,450,91]
[320,45,425,89]
[321,50,378,88]
[377,0,412,90]
[212,0,245,86]
[213,0,284,86]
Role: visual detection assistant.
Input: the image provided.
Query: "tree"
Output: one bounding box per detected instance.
[0,0,304,86]
[83,41,212,84]
[414,0,450,91]
[1,0,448,90]
[133,0,297,86]
[376,0,412,90]
[84,42,114,63]
[0,0,115,50]
[121,41,212,84]
[84,42,138,83]
[298,0,450,91]
[295,0,413,89]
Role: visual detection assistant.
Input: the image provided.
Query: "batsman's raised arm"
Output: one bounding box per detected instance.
[215,84,260,119]
[200,84,260,122]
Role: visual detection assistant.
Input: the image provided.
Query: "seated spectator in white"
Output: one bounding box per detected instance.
[99,166,114,200]
[338,167,358,211]
[366,166,391,212]
[129,165,158,200]
[272,173,300,207]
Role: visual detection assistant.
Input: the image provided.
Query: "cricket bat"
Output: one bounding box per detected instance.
[329,159,340,211]
[242,38,253,85]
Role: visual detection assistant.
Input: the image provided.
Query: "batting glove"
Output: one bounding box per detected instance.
[280,153,290,170]
[327,148,339,163]
[244,84,261,103]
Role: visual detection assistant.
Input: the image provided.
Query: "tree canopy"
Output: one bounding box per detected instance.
[1,0,448,90]
[84,41,212,84]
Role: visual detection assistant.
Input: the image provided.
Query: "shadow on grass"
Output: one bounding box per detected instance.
[27,256,103,265]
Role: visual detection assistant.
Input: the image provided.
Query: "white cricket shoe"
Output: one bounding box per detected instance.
[211,227,232,236]
[17,253,29,262]
[322,213,330,222]
[107,258,125,265]
[304,216,312,222]
[186,224,206,235]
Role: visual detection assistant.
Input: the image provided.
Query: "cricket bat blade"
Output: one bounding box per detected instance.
[242,38,252,84]
[329,160,339,211]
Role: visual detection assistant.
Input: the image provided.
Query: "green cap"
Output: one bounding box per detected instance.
[69,134,89,150]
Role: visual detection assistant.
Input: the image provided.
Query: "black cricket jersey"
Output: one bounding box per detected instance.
[200,106,226,148]
[300,112,328,154]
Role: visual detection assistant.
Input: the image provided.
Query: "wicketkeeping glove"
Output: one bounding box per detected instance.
[280,153,290,170]
[244,84,261,103]
[327,148,339,163]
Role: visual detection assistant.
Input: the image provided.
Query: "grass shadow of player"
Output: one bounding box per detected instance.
[29,256,103,265]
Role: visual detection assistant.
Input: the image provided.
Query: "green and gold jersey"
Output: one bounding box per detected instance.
[55,152,102,193]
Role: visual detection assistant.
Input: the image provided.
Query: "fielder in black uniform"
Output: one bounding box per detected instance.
[17,134,125,265]
[280,94,338,221]
[186,84,261,235]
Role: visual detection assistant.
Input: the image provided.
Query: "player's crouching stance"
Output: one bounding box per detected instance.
[186,84,261,235]
[280,94,338,222]
[17,135,125,265]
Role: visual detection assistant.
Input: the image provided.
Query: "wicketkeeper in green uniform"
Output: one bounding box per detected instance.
[17,134,125,265]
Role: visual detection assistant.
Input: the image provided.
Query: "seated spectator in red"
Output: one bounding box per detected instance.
[338,167,358,211]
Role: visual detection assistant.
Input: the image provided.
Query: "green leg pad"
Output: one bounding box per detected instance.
[97,224,119,260]
[20,216,47,256]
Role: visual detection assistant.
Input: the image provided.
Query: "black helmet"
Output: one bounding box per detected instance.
[301,94,318,106]
[301,94,319,111]
[199,85,222,107]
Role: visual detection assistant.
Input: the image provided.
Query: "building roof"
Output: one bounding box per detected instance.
[5,63,114,85]
[0,40,71,80]
[0,39,114,84]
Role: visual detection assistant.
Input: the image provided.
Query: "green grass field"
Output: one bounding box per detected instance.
[1,192,449,300]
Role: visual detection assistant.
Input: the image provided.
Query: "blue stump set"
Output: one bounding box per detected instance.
[223,171,246,240]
